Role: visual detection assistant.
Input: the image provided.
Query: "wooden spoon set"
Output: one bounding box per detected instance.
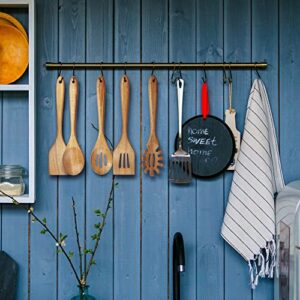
[49,74,164,177]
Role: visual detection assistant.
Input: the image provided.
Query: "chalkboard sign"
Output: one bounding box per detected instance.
[175,115,235,178]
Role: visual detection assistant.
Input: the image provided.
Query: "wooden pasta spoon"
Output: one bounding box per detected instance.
[143,75,163,176]
[63,76,85,176]
[48,75,67,175]
[90,76,112,175]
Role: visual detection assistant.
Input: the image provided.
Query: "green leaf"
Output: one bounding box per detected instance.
[68,251,74,258]
[94,223,100,229]
[83,249,93,255]
[59,233,68,242]
[40,229,47,235]
[42,217,47,224]
[90,259,96,265]
[94,209,102,216]
[57,249,62,254]
[91,233,99,240]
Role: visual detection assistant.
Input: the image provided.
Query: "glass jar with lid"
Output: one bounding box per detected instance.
[0,165,25,196]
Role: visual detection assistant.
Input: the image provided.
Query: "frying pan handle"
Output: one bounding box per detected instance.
[177,79,184,147]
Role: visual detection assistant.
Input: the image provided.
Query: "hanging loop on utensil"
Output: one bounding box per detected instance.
[255,63,261,79]
[202,63,207,83]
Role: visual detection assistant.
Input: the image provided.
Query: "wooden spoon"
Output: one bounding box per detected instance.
[90,76,112,175]
[48,76,67,175]
[113,75,135,175]
[63,76,85,176]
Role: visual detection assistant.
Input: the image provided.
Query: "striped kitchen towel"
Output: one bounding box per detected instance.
[221,79,285,288]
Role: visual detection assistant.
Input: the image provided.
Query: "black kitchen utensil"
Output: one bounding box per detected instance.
[175,79,235,178]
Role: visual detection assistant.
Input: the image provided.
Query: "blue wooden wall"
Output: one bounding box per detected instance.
[0,0,299,299]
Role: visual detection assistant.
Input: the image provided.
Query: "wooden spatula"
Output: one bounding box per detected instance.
[143,75,163,176]
[90,76,112,175]
[63,76,85,176]
[48,75,67,175]
[113,75,135,175]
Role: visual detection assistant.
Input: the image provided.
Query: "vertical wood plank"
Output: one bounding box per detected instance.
[141,0,169,299]
[1,91,29,300]
[85,0,114,298]
[224,0,253,299]
[252,0,278,298]
[30,0,58,299]
[114,0,141,299]
[169,0,197,299]
[58,0,86,298]
[279,0,300,183]
[196,1,225,299]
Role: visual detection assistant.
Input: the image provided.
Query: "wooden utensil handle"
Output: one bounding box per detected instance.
[121,75,130,136]
[148,75,158,135]
[97,76,106,134]
[56,76,65,137]
[69,76,79,137]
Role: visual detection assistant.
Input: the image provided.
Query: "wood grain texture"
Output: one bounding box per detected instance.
[141,0,169,298]
[224,0,252,299]
[63,76,85,176]
[169,0,197,298]
[90,76,113,175]
[2,92,29,299]
[58,0,86,298]
[114,0,141,298]
[252,0,278,299]
[7,0,300,298]
[196,0,225,299]
[48,76,67,175]
[30,1,58,299]
[280,0,300,183]
[85,0,114,298]
[113,75,135,175]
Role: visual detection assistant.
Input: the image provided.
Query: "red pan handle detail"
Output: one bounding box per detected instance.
[201,82,209,120]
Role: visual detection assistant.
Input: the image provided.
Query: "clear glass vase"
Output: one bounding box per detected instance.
[70,285,96,300]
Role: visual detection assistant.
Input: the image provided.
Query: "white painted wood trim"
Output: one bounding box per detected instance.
[0,85,29,91]
[0,0,35,203]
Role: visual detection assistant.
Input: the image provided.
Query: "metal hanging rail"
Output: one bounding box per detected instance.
[45,62,267,70]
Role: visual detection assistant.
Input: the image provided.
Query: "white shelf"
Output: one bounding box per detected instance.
[0,194,33,204]
[0,0,35,204]
[0,84,29,91]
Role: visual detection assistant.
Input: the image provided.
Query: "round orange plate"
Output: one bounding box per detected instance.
[0,24,28,84]
[0,12,28,41]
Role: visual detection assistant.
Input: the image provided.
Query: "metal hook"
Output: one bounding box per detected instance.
[255,63,261,79]
[124,62,127,75]
[100,61,104,78]
[223,66,228,84]
[58,61,63,82]
[151,61,155,76]
[72,63,75,83]
[228,63,232,83]
[202,63,207,82]
[178,62,182,79]
[171,62,178,84]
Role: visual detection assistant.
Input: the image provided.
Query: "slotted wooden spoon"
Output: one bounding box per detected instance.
[90,76,112,175]
[143,75,163,176]
[48,75,67,175]
[63,76,85,176]
[113,75,135,175]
